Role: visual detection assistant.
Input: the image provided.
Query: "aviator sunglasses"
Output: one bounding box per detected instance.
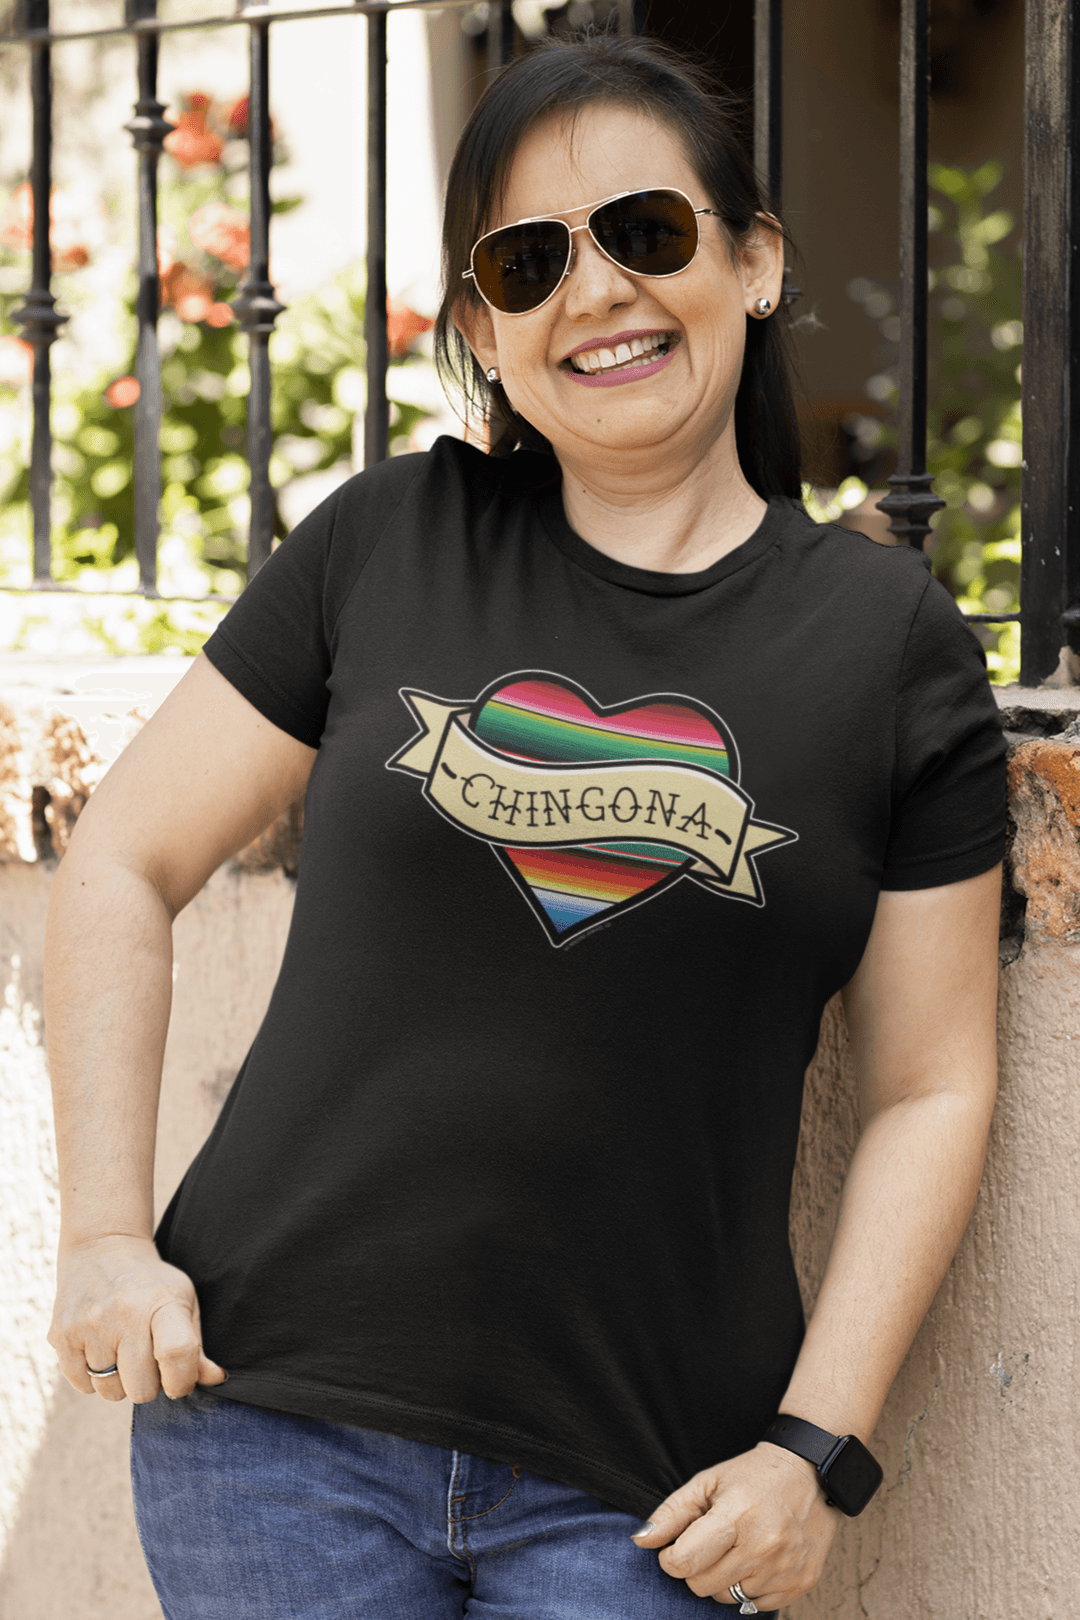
[462,187,722,316]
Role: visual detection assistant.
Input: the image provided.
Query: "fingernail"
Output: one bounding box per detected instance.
[631,1520,655,1539]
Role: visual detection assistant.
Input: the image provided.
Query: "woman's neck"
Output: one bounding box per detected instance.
[555,427,769,575]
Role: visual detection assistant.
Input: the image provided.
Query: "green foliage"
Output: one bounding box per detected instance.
[0,101,435,653]
[845,161,1023,682]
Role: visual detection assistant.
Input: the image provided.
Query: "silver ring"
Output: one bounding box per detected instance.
[729,1584,758,1616]
[87,1364,119,1379]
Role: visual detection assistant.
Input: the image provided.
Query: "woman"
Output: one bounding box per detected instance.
[45,33,1005,1618]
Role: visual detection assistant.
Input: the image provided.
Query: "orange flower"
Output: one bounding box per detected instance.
[188,202,249,271]
[387,297,433,359]
[105,374,140,408]
[0,182,32,251]
[226,95,249,136]
[0,334,33,388]
[164,104,224,170]
[205,302,235,328]
[161,262,215,323]
[0,181,92,270]
[224,96,275,140]
[51,233,89,272]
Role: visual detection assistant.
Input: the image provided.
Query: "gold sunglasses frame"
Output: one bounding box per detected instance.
[461,186,721,316]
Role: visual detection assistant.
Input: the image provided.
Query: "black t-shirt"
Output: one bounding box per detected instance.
[156,436,1006,1520]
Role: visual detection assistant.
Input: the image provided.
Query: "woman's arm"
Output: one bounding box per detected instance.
[631,865,1001,1610]
[46,653,317,1404]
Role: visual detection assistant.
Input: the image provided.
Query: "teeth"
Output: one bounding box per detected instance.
[569,333,672,373]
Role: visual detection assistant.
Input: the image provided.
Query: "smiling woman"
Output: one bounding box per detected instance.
[449,99,784,574]
[47,30,1007,1620]
[437,41,800,520]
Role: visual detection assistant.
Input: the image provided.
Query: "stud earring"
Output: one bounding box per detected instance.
[486,367,501,383]
[754,298,772,316]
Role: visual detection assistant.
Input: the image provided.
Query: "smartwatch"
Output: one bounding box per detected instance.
[762,1414,883,1517]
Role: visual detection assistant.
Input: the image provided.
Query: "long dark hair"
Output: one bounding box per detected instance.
[433,32,802,499]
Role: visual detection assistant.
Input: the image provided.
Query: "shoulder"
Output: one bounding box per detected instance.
[328,434,539,528]
[774,498,984,645]
[775,498,931,593]
[766,501,996,682]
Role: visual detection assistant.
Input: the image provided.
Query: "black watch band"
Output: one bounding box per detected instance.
[762,1414,883,1517]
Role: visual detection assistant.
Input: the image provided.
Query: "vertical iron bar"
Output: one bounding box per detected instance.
[234,10,284,577]
[13,0,66,586]
[499,0,515,66]
[753,0,782,212]
[364,7,388,467]
[875,0,943,548]
[753,0,800,306]
[124,0,173,597]
[1020,0,1079,685]
[487,0,513,75]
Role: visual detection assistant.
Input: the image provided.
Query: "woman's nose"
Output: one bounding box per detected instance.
[561,229,637,316]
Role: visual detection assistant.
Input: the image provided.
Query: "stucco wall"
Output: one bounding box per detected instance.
[1,660,1078,1618]
[0,860,297,1620]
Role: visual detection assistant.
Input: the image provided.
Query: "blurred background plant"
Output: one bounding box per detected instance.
[805,160,1022,683]
[0,87,439,655]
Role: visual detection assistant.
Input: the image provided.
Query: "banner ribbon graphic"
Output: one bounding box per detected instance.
[391,695,791,899]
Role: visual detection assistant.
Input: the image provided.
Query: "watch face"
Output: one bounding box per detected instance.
[823,1437,884,1516]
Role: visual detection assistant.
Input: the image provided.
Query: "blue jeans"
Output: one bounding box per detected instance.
[131,1391,776,1617]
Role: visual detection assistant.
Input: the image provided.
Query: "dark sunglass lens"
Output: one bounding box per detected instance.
[591,190,697,276]
[474,221,570,313]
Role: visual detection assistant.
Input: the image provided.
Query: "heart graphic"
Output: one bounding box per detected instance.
[388,671,794,948]
[469,675,737,941]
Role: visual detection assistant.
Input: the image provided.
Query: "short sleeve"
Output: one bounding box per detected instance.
[201,453,426,748]
[880,575,1007,890]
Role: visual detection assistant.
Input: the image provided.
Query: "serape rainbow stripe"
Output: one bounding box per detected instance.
[475,676,731,936]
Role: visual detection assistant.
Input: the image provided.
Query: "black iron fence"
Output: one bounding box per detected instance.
[0,0,1077,685]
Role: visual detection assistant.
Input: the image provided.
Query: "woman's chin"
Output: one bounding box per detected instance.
[547,412,689,462]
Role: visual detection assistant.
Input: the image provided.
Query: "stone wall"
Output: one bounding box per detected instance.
[1,657,1078,1619]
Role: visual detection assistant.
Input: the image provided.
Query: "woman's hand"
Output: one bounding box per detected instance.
[48,1234,227,1404]
[631,1443,839,1610]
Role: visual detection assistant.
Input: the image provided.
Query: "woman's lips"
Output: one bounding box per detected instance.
[563,346,677,389]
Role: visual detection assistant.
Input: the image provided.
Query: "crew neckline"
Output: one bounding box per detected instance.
[530,468,787,596]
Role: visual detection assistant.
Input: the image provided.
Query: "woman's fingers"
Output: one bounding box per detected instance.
[631,1468,720,1549]
[196,1351,228,1387]
[48,1327,98,1396]
[74,1304,224,1405]
[187,1294,228,1388]
[48,1236,227,1404]
[635,1447,837,1608]
[657,1507,752,1597]
[84,1341,127,1402]
[149,1299,204,1398]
